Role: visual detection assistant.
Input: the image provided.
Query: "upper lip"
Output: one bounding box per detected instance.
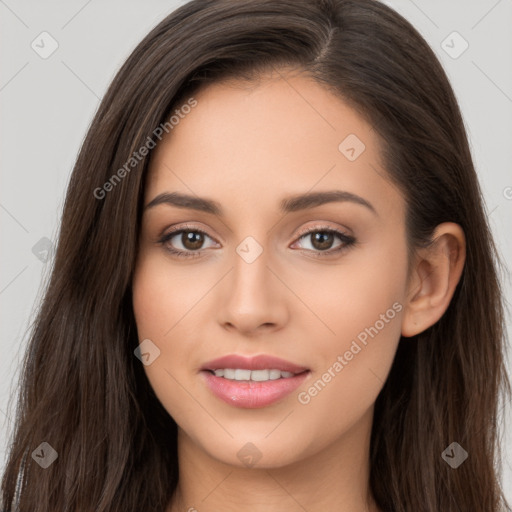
[201,354,309,374]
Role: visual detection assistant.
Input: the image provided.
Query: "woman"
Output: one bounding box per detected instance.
[1,0,510,510]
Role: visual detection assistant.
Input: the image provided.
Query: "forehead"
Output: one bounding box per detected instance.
[145,72,401,220]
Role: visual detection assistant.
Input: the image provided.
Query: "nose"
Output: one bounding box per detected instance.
[217,246,289,336]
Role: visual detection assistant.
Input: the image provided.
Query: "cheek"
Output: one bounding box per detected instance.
[132,253,202,425]
[295,227,407,355]
[131,253,189,381]
[293,238,406,437]
[132,250,208,340]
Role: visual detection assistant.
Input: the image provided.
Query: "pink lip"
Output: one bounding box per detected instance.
[200,354,310,409]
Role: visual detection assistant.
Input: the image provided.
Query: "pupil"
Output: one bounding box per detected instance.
[183,231,203,250]
[313,232,333,250]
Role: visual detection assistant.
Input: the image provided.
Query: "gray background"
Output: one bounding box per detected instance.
[1,0,511,502]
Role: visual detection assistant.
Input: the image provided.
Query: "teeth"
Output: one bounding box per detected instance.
[212,369,297,381]
[253,369,275,381]
[234,369,251,380]
[268,369,282,380]
[223,369,235,379]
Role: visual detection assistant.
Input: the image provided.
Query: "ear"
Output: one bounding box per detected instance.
[401,222,466,338]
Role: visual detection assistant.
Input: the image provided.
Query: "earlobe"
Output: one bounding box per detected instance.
[401,222,466,338]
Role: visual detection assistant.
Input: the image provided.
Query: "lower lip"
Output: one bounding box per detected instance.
[201,370,310,409]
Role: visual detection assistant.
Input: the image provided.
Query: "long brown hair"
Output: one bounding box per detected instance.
[2,0,510,510]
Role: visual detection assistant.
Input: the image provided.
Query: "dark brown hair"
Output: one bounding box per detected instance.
[2,0,510,510]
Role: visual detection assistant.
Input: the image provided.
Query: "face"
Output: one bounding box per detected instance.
[132,69,409,468]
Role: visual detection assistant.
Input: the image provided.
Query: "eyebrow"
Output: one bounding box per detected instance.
[144,190,377,216]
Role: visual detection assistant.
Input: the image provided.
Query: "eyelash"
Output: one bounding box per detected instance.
[157,224,356,259]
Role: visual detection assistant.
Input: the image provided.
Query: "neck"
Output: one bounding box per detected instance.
[168,406,380,512]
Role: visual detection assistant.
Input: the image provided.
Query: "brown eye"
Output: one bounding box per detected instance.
[158,226,218,259]
[292,226,356,257]
[180,230,205,250]
[309,231,336,251]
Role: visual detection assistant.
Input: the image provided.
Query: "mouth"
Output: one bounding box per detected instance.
[199,354,311,408]
[204,368,305,381]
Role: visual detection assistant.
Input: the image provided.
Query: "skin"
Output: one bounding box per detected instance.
[131,68,466,512]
